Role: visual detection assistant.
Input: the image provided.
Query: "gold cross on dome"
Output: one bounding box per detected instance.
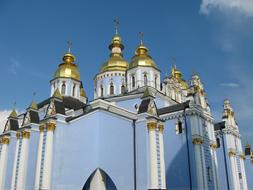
[139,32,143,45]
[67,41,72,53]
[114,18,120,35]
[33,92,36,99]
[172,57,177,68]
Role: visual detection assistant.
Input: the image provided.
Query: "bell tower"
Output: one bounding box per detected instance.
[50,43,87,103]
[94,20,128,99]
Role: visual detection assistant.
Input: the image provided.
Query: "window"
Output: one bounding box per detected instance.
[132,75,135,88]
[239,172,242,180]
[207,166,213,181]
[144,73,148,86]
[121,85,125,94]
[100,85,104,97]
[176,121,183,134]
[216,137,221,148]
[110,83,114,95]
[155,75,157,89]
[61,82,66,95]
[72,84,76,96]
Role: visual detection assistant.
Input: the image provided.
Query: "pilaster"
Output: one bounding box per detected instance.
[147,119,166,190]
[0,135,10,190]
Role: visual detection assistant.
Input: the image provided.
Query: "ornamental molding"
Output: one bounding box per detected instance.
[16,132,21,139]
[192,135,204,145]
[239,153,246,160]
[158,124,164,133]
[47,122,56,132]
[39,124,45,132]
[147,122,157,131]
[22,130,31,139]
[228,148,237,157]
[0,136,10,144]
[210,143,217,149]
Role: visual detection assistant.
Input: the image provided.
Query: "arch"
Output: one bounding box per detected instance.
[144,73,148,86]
[100,85,104,97]
[110,82,114,95]
[72,84,76,96]
[82,168,117,190]
[155,74,158,89]
[121,84,125,94]
[61,82,66,95]
[132,75,135,88]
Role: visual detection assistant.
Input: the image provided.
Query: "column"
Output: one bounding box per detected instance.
[147,121,158,189]
[41,122,56,190]
[34,125,45,190]
[228,149,239,189]
[192,136,205,189]
[158,123,166,189]
[0,136,10,190]
[210,144,219,190]
[16,130,30,190]
[11,132,21,190]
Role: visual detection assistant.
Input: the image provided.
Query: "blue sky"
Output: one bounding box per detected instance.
[0,0,252,145]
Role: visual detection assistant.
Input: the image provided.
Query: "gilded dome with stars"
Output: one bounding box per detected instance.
[129,34,158,70]
[54,52,81,81]
[100,34,129,72]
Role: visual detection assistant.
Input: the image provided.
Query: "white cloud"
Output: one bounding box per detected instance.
[0,110,11,134]
[8,58,20,75]
[200,0,253,16]
[219,82,240,87]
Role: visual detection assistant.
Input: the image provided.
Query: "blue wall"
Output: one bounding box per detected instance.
[245,158,253,189]
[51,110,135,190]
[163,118,191,190]
[25,128,39,189]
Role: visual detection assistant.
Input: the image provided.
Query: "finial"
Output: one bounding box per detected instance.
[139,32,143,45]
[10,101,17,118]
[67,41,72,53]
[114,18,120,35]
[13,101,16,109]
[172,57,177,68]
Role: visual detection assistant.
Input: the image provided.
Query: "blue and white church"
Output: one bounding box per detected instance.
[0,29,252,190]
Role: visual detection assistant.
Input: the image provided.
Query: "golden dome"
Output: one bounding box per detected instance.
[54,52,81,80]
[129,38,158,70]
[100,34,128,72]
[171,66,189,89]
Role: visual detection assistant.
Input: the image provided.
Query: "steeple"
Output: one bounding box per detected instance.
[54,43,80,81]
[94,20,128,99]
[52,88,63,100]
[50,42,86,103]
[4,107,19,132]
[9,109,17,118]
[129,32,158,69]
[100,19,128,73]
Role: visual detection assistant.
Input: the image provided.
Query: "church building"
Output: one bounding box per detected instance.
[0,28,252,190]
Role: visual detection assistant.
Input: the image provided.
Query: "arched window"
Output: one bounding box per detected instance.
[132,75,135,88]
[155,75,157,89]
[110,83,114,95]
[176,121,183,134]
[144,73,148,86]
[100,85,104,97]
[216,137,221,148]
[61,82,66,95]
[121,85,125,94]
[72,84,76,97]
